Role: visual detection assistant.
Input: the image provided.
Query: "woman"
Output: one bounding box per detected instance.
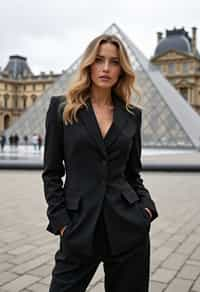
[42,34,158,292]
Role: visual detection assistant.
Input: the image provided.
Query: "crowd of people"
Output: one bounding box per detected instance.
[0,132,43,152]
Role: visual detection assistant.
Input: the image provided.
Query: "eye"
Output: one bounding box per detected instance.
[95,57,103,63]
[111,60,119,65]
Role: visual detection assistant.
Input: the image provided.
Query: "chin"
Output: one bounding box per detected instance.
[95,81,115,89]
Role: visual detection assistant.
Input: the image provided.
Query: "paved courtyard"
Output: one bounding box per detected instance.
[0,170,200,291]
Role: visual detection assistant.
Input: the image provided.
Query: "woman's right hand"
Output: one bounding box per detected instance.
[60,226,67,237]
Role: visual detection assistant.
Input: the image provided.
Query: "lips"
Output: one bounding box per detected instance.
[99,76,111,80]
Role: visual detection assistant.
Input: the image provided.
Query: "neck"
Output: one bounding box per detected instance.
[90,85,113,106]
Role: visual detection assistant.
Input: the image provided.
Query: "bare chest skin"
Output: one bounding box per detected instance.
[92,103,114,139]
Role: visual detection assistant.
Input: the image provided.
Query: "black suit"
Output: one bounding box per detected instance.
[42,95,158,292]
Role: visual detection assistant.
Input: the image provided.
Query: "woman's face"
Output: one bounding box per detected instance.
[90,42,121,89]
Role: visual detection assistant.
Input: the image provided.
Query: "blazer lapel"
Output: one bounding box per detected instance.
[78,98,107,158]
[104,96,137,148]
[78,96,137,157]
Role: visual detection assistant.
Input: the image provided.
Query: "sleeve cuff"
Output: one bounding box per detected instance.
[46,209,71,235]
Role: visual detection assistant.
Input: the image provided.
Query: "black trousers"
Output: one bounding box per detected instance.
[49,206,150,292]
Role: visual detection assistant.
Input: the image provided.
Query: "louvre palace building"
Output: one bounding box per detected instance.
[151,27,200,115]
[0,55,62,131]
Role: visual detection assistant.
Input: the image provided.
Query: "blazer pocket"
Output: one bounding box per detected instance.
[121,188,139,205]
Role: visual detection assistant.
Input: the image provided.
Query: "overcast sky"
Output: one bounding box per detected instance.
[1,0,200,74]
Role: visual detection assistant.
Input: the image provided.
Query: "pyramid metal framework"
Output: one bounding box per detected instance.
[4,23,200,149]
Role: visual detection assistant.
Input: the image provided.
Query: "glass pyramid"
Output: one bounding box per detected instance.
[4,23,200,149]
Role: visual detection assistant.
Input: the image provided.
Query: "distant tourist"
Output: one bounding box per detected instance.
[13,133,19,148]
[0,133,6,152]
[32,133,38,150]
[8,134,14,149]
[38,134,42,151]
[23,135,29,146]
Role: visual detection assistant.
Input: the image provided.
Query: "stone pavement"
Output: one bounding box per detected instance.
[0,170,200,292]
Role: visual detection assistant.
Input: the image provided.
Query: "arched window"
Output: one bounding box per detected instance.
[4,114,10,129]
[31,95,37,104]
[179,87,188,100]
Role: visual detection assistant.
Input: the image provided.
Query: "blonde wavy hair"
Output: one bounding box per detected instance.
[63,34,140,124]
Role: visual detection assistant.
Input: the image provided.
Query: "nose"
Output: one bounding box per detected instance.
[103,60,109,72]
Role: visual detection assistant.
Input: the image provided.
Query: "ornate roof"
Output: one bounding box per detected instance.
[154,28,200,58]
[2,55,33,80]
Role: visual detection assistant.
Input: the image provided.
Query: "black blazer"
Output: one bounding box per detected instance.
[42,95,158,257]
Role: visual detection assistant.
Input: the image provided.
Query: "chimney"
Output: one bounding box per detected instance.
[157,32,163,44]
[192,27,197,53]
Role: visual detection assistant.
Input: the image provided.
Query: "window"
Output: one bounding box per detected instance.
[4,94,9,108]
[179,87,188,100]
[4,114,10,129]
[168,63,175,74]
[182,63,189,74]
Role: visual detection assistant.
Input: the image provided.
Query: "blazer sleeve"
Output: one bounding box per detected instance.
[42,96,71,235]
[125,107,159,222]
